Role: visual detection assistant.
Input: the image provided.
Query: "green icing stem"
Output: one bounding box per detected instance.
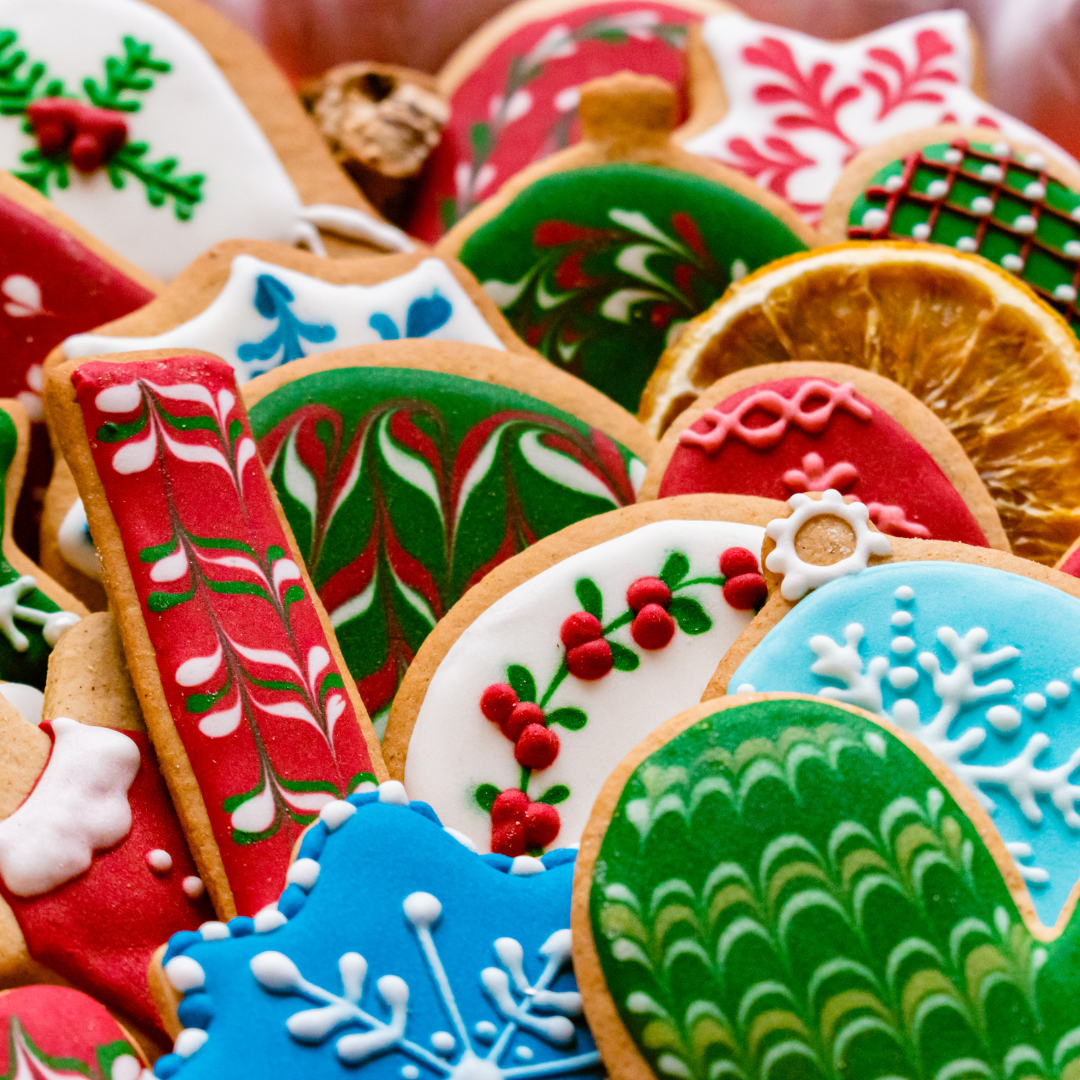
[457,163,807,412]
[590,697,1080,1080]
[849,140,1080,333]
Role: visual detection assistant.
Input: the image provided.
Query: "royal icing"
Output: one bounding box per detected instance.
[64,256,507,384]
[683,11,1078,223]
[664,377,989,545]
[0,191,153,419]
[849,138,1080,333]
[249,365,644,733]
[456,162,807,411]
[0,717,138,896]
[587,695,1080,1080]
[71,355,377,915]
[154,783,599,1080]
[403,519,766,853]
[410,2,700,241]
[0,720,214,1035]
[729,560,1080,925]
[58,497,102,581]
[0,681,43,724]
[0,985,145,1080]
[0,0,410,279]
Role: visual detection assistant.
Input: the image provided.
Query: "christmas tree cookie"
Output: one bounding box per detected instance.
[437,73,811,413]
[821,126,1080,335]
[574,693,1080,1080]
[0,985,148,1078]
[150,781,600,1080]
[46,351,386,920]
[0,0,411,280]
[243,340,653,734]
[409,0,729,241]
[383,494,781,855]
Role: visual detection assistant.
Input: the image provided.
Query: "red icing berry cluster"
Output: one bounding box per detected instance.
[720,547,768,610]
[27,99,128,173]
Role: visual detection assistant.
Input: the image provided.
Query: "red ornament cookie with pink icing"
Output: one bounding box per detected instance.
[637,361,1008,550]
[382,494,783,857]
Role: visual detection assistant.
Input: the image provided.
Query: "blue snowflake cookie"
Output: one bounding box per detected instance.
[155,781,601,1080]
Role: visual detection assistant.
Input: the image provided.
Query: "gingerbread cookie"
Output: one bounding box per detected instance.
[678,9,1076,225]
[639,241,1080,565]
[243,340,652,732]
[820,126,1080,335]
[410,0,730,241]
[383,494,781,856]
[0,398,85,694]
[704,491,1080,929]
[638,362,1008,549]
[46,350,386,920]
[437,74,811,412]
[0,0,412,279]
[0,611,214,1041]
[574,692,1080,1080]
[151,781,599,1079]
[0,985,148,1078]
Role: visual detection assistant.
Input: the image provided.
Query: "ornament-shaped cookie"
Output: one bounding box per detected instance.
[244,340,652,732]
[0,0,412,279]
[638,361,1007,548]
[438,73,811,412]
[150,781,600,1080]
[384,494,780,855]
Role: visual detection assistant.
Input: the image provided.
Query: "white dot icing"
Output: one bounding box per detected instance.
[1048,680,1070,700]
[146,848,172,873]
[890,636,915,655]
[1024,693,1047,713]
[987,704,1021,732]
[895,586,915,601]
[891,611,913,627]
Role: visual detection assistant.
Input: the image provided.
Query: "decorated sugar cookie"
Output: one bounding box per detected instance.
[46,351,386,919]
[0,0,412,279]
[0,398,84,692]
[574,693,1080,1080]
[639,362,1008,549]
[438,73,811,412]
[0,985,148,1078]
[151,781,600,1080]
[639,242,1080,564]
[244,341,652,733]
[383,495,780,855]
[679,10,1077,225]
[820,127,1080,335]
[410,0,729,241]
[0,613,214,1039]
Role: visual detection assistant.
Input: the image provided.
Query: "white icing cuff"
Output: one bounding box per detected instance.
[299,204,416,253]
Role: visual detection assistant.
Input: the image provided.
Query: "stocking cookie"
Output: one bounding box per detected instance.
[707,493,1080,929]
[437,73,811,412]
[0,985,148,1078]
[638,361,1007,549]
[150,781,600,1080]
[0,0,412,279]
[0,612,214,1040]
[243,340,652,732]
[46,350,386,920]
[409,0,730,241]
[820,126,1080,336]
[679,10,1077,225]
[639,241,1080,565]
[383,494,781,855]
[574,692,1080,1080]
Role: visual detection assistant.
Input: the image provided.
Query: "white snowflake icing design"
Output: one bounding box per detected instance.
[250,891,599,1080]
[808,587,1080,885]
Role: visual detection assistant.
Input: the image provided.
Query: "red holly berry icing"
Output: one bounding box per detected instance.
[724,573,768,610]
[631,603,676,649]
[514,723,560,770]
[26,99,127,174]
[560,611,603,649]
[626,576,672,612]
[566,638,614,680]
[489,788,562,856]
[504,701,544,742]
[480,683,518,726]
[719,547,760,578]
[524,802,561,849]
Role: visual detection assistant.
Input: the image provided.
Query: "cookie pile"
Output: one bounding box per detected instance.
[3,0,1080,1076]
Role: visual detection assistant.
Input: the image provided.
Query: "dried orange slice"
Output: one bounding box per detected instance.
[638,241,1080,565]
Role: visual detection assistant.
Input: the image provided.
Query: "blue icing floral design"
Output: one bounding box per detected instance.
[155,782,599,1080]
[237,275,336,365]
[370,293,454,341]
[728,561,1080,926]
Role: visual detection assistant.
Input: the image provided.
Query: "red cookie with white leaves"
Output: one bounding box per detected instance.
[0,985,148,1078]
[637,361,1008,550]
[383,494,783,857]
